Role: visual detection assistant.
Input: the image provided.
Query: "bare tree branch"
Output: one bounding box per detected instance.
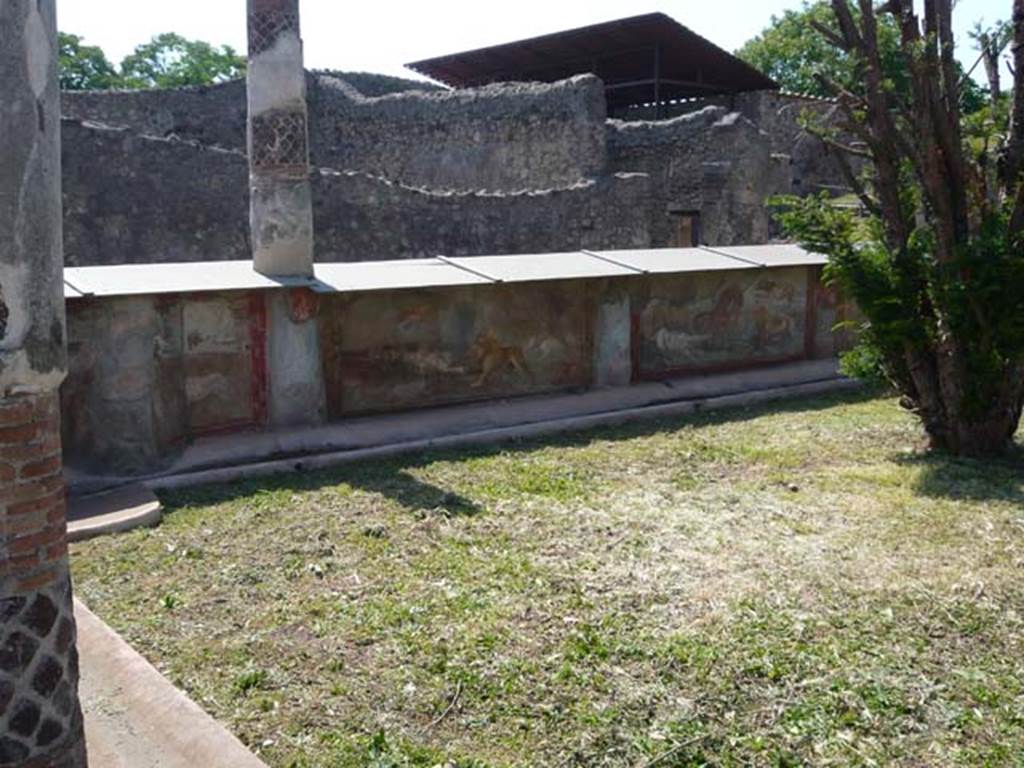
[808,19,849,51]
[1007,0,1024,192]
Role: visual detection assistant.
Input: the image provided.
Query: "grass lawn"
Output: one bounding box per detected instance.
[70,392,1024,767]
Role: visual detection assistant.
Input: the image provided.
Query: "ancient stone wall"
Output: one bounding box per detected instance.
[59,71,439,153]
[62,72,609,192]
[307,74,608,189]
[61,120,251,267]
[312,170,651,261]
[619,90,848,199]
[730,91,846,198]
[60,119,651,267]
[58,75,834,264]
[311,70,442,97]
[60,261,853,477]
[61,80,247,151]
[61,292,264,475]
[607,107,791,246]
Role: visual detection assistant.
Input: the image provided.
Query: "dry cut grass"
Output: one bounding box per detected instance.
[71,391,1024,767]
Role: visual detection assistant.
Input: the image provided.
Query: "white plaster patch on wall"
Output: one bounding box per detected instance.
[24,4,51,99]
[0,263,31,351]
[655,328,710,359]
[595,296,632,387]
[0,351,65,397]
[248,33,306,116]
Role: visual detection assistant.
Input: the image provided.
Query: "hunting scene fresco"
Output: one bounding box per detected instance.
[638,268,808,375]
[320,283,590,416]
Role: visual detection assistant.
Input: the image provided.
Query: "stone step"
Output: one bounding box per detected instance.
[67,484,162,542]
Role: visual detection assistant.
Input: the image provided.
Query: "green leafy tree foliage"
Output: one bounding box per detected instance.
[59,32,121,90]
[738,1,987,111]
[967,20,1012,103]
[774,0,1024,456]
[737,1,905,97]
[118,33,245,89]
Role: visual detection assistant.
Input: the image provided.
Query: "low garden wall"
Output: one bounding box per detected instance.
[60,251,855,477]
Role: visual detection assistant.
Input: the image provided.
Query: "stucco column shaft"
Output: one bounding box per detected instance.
[247,0,314,277]
[248,0,325,426]
[592,281,633,388]
[0,2,88,766]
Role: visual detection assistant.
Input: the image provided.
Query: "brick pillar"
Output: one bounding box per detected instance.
[0,396,85,768]
[1,2,88,766]
[247,0,315,277]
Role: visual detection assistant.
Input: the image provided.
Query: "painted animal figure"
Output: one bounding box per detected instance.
[470,331,534,388]
[752,306,796,349]
[693,284,744,335]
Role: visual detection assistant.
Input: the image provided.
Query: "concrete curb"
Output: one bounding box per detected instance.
[68,484,162,542]
[76,599,268,768]
[148,375,860,492]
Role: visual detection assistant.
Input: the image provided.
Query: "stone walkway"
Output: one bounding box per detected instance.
[76,600,266,767]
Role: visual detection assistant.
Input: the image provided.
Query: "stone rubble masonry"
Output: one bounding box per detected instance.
[59,117,653,265]
[56,77,816,269]
[247,0,314,277]
[306,73,608,191]
[0,394,86,768]
[60,72,608,194]
[607,106,793,245]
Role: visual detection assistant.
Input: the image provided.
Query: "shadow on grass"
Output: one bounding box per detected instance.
[162,462,484,518]
[160,386,885,517]
[896,443,1024,503]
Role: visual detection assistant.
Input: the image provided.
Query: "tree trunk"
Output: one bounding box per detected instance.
[909,350,1024,456]
[980,33,1002,104]
[926,408,1023,455]
[812,0,1024,457]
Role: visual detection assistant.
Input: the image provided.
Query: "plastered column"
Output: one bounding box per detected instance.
[592,281,634,388]
[247,0,314,277]
[248,0,325,426]
[266,289,326,427]
[0,1,88,766]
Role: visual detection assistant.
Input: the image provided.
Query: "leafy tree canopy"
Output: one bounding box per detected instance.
[119,33,245,89]
[736,1,987,111]
[58,32,245,90]
[59,32,120,90]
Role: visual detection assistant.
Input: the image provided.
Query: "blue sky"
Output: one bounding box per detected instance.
[58,0,1012,84]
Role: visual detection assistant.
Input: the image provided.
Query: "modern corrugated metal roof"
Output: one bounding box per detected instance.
[62,245,825,299]
[406,13,778,111]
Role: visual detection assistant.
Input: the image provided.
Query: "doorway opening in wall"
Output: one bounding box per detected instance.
[670,210,701,247]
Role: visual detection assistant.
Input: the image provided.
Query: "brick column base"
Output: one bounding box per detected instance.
[1,392,87,767]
